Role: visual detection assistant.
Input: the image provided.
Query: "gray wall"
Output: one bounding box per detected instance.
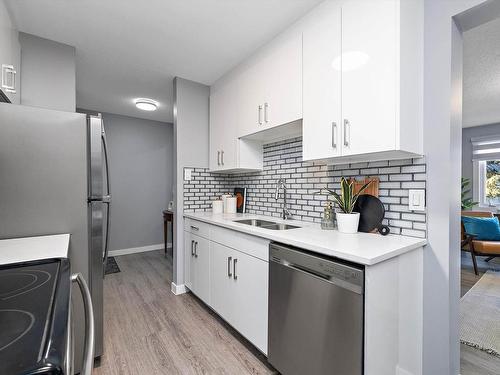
[103,112,173,251]
[19,32,76,112]
[462,123,500,184]
[172,77,209,289]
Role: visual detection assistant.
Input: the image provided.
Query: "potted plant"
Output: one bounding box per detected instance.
[461,177,478,210]
[318,177,372,233]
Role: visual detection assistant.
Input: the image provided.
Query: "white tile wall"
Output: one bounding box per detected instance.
[183,137,427,238]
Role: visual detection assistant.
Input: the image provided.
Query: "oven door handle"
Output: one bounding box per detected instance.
[64,291,73,375]
[71,273,95,375]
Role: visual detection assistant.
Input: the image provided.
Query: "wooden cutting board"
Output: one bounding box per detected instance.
[350,177,379,197]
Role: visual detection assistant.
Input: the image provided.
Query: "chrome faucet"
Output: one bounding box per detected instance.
[275,178,291,220]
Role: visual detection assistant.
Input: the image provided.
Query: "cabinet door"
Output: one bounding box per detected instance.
[209,84,237,171]
[261,32,303,130]
[191,234,210,304]
[209,242,237,326]
[0,11,20,104]
[237,63,266,137]
[302,2,342,161]
[341,0,397,156]
[184,231,193,290]
[232,251,269,354]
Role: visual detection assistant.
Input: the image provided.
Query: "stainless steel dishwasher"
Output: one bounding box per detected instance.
[268,243,364,375]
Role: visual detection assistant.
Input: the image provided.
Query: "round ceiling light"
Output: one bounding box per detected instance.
[135,98,159,111]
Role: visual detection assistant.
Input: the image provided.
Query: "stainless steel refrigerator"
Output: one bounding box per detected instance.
[0,103,110,372]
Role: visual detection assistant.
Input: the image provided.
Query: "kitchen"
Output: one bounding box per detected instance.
[0,1,497,375]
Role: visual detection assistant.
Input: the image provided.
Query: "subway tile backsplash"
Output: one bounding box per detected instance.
[183,137,427,238]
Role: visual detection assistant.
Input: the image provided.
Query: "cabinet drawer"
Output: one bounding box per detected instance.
[211,225,270,262]
[184,218,210,239]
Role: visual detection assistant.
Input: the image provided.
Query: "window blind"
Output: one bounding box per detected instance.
[471,135,500,161]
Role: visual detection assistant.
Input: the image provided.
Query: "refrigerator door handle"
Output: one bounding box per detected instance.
[101,123,111,265]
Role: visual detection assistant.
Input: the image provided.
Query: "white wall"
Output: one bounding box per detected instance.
[423,1,489,373]
[172,77,209,291]
[19,32,76,112]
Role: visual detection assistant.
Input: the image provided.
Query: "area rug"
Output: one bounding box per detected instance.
[460,270,500,357]
[105,256,121,275]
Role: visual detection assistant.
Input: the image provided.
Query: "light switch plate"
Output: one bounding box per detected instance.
[184,168,192,181]
[408,189,425,211]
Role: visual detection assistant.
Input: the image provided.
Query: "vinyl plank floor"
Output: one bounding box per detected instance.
[93,250,275,375]
[460,253,500,375]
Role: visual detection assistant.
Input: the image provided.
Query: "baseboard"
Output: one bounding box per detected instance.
[171,282,187,295]
[109,243,169,257]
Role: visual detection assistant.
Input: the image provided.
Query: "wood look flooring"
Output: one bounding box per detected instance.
[460,252,500,375]
[94,250,500,374]
[93,250,275,375]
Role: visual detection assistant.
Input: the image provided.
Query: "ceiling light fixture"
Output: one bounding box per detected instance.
[135,98,159,111]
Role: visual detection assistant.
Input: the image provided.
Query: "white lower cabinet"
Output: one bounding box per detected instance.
[185,221,269,354]
[210,241,268,354]
[184,231,210,304]
[231,249,268,354]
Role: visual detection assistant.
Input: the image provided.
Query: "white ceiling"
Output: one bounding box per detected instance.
[6,0,322,123]
[463,16,500,128]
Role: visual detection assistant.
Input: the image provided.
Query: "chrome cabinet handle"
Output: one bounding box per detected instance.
[343,119,350,147]
[221,150,224,166]
[258,105,263,125]
[233,258,238,280]
[227,256,232,277]
[332,122,337,148]
[194,241,198,258]
[264,102,269,123]
[71,273,94,375]
[217,151,221,166]
[190,225,199,231]
[191,240,195,256]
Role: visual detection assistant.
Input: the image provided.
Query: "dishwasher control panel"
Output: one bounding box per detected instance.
[270,243,364,292]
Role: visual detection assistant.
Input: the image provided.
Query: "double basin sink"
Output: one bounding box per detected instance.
[233,219,300,231]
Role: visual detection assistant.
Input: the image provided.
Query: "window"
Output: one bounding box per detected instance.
[471,135,500,207]
[476,160,500,206]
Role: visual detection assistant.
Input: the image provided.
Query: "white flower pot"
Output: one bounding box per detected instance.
[336,212,360,234]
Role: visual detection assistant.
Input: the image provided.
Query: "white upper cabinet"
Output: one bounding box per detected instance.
[340,0,398,156]
[237,32,302,137]
[0,4,20,104]
[259,32,303,132]
[303,0,423,163]
[209,83,237,171]
[211,0,423,166]
[302,1,342,161]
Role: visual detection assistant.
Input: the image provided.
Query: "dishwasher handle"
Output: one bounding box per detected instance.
[272,258,363,295]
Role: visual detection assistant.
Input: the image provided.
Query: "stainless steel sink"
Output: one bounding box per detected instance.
[233,219,276,227]
[264,223,300,230]
[233,219,300,230]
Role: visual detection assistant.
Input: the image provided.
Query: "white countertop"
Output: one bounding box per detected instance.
[0,234,70,265]
[184,212,426,265]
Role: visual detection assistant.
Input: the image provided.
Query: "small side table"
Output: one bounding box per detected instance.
[163,210,174,256]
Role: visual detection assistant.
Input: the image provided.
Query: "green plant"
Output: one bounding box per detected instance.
[317,177,372,214]
[461,177,478,210]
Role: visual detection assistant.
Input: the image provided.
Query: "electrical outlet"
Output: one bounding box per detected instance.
[184,168,192,181]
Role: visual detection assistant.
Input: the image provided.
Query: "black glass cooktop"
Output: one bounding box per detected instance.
[0,260,64,375]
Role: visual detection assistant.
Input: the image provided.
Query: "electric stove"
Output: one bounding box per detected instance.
[0,258,71,374]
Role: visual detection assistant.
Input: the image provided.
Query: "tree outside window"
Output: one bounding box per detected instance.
[486,160,500,205]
